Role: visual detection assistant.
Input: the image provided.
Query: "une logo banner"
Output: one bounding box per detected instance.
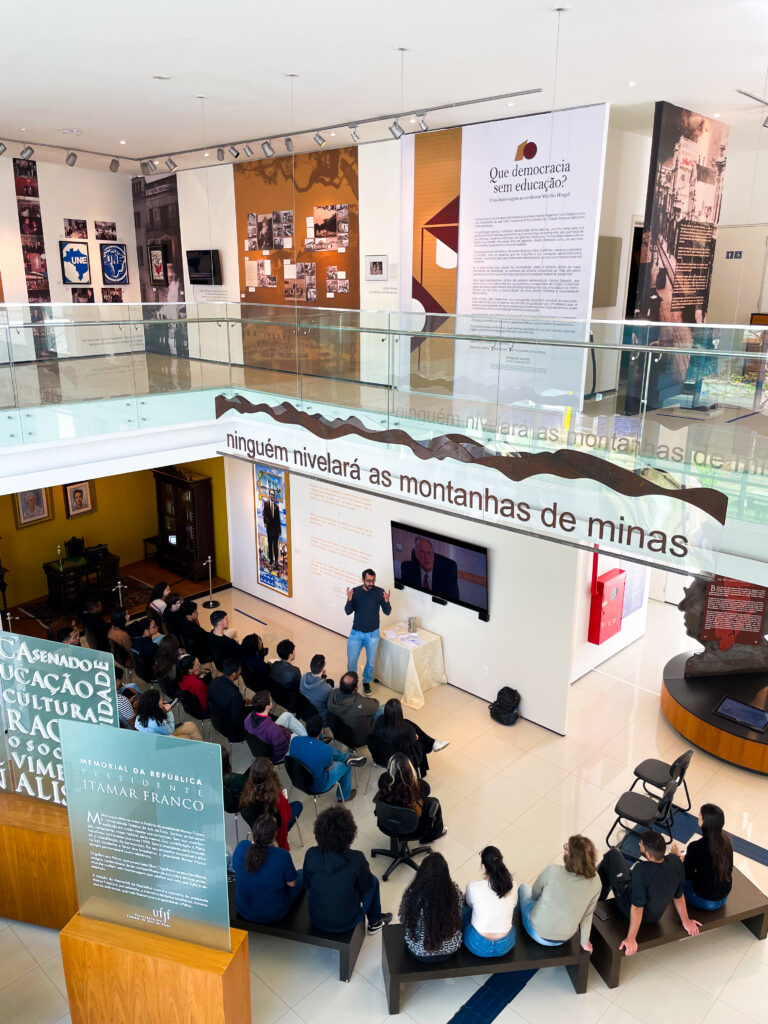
[59,241,91,285]
[101,243,128,284]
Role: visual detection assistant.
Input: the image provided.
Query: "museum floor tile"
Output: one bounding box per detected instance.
[4,590,768,1024]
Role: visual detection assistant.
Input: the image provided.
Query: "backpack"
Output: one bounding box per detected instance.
[489,687,520,726]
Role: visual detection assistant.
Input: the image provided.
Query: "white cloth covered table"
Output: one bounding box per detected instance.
[374,622,446,709]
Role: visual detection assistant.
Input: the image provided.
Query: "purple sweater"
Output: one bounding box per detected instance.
[245,712,291,762]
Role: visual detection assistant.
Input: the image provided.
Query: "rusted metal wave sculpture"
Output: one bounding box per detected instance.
[216,394,728,525]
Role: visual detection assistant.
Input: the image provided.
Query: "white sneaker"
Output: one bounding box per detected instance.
[433,739,450,752]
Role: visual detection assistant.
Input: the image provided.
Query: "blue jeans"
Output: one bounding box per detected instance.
[518,883,565,947]
[317,751,352,802]
[461,904,516,958]
[683,880,727,911]
[347,629,380,685]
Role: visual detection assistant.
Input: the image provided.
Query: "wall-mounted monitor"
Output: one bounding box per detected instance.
[186,249,222,285]
[391,521,489,620]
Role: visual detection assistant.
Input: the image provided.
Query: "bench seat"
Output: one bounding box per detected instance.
[382,914,589,1014]
[590,865,768,989]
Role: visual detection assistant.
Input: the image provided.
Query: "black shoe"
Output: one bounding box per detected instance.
[367,912,393,934]
[347,755,367,767]
[363,683,372,695]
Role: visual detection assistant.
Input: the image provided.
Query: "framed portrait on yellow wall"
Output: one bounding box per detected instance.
[13,487,53,528]
[64,481,96,518]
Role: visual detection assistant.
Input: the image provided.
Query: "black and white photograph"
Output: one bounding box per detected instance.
[304,238,316,252]
[297,262,316,281]
[247,237,263,251]
[101,287,123,302]
[95,221,117,240]
[12,487,53,528]
[247,212,259,239]
[306,285,317,303]
[365,255,388,281]
[63,218,88,239]
[336,278,350,294]
[257,213,274,250]
[71,287,95,303]
[64,480,96,518]
[256,259,270,287]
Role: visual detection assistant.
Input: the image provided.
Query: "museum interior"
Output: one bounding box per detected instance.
[2,4,768,1024]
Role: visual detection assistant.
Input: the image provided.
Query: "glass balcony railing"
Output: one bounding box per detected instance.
[2,302,768,536]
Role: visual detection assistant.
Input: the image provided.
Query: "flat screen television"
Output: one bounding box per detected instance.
[186,249,222,285]
[391,521,489,620]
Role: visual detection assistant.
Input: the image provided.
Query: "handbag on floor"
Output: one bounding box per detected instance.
[489,687,520,726]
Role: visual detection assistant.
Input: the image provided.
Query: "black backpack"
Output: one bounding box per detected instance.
[489,687,520,726]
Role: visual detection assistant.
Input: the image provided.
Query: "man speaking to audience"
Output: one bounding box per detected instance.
[400,536,460,602]
[345,568,391,694]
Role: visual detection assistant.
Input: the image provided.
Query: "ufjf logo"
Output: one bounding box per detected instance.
[515,140,538,161]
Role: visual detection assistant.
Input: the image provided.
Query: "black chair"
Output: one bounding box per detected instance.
[365,733,396,794]
[630,749,693,812]
[296,692,321,725]
[176,688,213,739]
[244,727,284,766]
[606,777,679,847]
[327,713,367,789]
[285,754,342,815]
[371,803,433,881]
[109,639,134,686]
[269,677,298,714]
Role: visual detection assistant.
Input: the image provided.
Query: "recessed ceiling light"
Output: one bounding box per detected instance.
[204,151,210,157]
[61,128,81,135]
[713,112,721,118]
[507,101,515,107]
[627,81,637,87]
[330,132,336,137]
[120,140,126,145]
[152,74,171,80]
[19,128,28,132]
[410,118,417,124]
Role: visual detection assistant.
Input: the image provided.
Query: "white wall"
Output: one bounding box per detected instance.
[226,454,610,735]
[0,160,26,305]
[708,223,768,323]
[720,147,768,225]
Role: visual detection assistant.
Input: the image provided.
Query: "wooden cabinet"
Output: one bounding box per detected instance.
[153,467,214,581]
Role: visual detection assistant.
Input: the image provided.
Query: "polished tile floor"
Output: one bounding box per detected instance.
[5,589,768,1024]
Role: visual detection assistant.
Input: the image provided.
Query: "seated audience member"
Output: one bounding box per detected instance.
[209,610,241,669]
[115,667,140,729]
[240,633,272,689]
[179,600,211,662]
[245,691,307,763]
[463,846,518,957]
[163,592,184,637]
[208,660,250,742]
[400,852,464,962]
[152,636,182,695]
[48,615,78,643]
[147,619,163,645]
[108,608,133,661]
[290,715,366,802]
[270,639,301,692]
[327,671,381,747]
[146,581,170,620]
[130,620,159,681]
[598,830,701,956]
[177,654,209,714]
[375,752,445,841]
[300,654,334,724]
[233,812,302,923]
[302,805,393,934]
[374,698,448,776]
[81,599,110,652]
[672,803,733,910]
[238,757,302,850]
[57,625,81,645]
[518,835,601,950]
[222,749,248,811]
[134,689,201,740]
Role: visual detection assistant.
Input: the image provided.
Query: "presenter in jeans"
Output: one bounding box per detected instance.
[345,568,391,695]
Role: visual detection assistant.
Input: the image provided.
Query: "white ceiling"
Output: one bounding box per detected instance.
[2,0,768,173]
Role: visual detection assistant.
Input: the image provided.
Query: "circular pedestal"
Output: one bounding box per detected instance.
[661,652,768,774]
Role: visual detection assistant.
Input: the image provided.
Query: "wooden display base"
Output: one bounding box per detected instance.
[60,914,251,1024]
[661,652,768,774]
[0,792,78,929]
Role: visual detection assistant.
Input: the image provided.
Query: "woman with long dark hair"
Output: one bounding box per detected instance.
[672,803,733,910]
[177,654,209,713]
[462,846,517,957]
[375,752,445,841]
[372,698,448,776]
[134,688,200,740]
[152,635,182,696]
[233,813,301,923]
[399,853,463,961]
[239,757,303,851]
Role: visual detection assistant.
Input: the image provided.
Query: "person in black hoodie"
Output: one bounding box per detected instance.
[302,805,392,934]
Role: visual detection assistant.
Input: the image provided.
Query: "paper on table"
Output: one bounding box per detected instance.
[383,629,397,639]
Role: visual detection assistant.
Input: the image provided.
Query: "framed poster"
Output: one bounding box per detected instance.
[365,255,388,281]
[100,242,129,285]
[64,480,96,518]
[254,464,292,596]
[59,240,91,286]
[147,244,168,287]
[12,487,53,528]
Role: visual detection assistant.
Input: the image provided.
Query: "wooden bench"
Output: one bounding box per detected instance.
[228,883,364,982]
[381,915,590,1014]
[590,865,768,989]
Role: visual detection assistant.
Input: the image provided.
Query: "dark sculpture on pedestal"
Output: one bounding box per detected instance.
[679,578,768,677]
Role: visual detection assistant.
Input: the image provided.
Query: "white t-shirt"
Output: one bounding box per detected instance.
[465,878,518,936]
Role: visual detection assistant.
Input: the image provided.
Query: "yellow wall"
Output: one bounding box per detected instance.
[2,457,230,608]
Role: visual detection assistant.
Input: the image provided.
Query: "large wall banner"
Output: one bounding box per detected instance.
[254,463,292,595]
[60,721,230,951]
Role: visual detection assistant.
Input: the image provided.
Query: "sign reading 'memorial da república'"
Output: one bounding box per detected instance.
[0,631,118,805]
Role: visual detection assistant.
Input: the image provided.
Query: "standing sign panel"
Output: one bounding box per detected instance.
[0,632,117,804]
[60,721,231,952]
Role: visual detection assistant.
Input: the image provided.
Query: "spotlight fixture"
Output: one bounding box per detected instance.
[216,147,225,161]
[764,114,768,128]
[140,160,153,175]
[262,140,275,158]
[165,156,177,172]
[389,120,404,140]
[285,136,294,152]
[243,144,254,158]
[0,143,6,157]
[313,132,326,148]
[418,116,428,132]
[109,158,119,173]
[228,145,239,158]
[20,145,34,159]
[65,151,77,167]
[350,125,360,143]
